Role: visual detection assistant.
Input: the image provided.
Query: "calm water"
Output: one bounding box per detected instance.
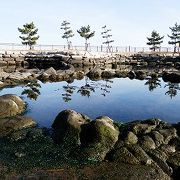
[0,77,180,127]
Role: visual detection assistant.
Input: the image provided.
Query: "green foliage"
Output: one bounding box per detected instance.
[147,30,164,51]
[18,22,39,50]
[168,23,180,53]
[77,25,95,51]
[61,20,74,50]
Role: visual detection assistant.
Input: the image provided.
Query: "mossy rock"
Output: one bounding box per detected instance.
[80,116,119,161]
[52,109,91,146]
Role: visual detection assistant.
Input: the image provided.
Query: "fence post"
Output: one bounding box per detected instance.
[97,46,98,52]
[134,47,136,53]
[128,46,131,52]
[101,45,103,52]
[116,47,118,53]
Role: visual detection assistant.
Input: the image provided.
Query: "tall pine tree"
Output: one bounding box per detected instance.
[101,25,114,53]
[168,23,180,53]
[77,25,95,52]
[18,22,39,50]
[61,20,74,50]
[147,30,164,51]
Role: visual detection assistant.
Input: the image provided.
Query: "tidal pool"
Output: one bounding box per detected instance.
[0,77,180,127]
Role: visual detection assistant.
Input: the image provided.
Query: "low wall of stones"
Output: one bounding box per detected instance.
[0,53,25,67]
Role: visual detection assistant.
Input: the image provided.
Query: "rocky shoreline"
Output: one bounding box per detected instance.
[0,52,180,179]
[1,51,180,90]
[0,95,180,179]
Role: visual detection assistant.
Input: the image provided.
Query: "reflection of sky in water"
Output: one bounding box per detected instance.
[0,77,180,127]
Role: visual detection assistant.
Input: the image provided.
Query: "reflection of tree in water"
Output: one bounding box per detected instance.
[145,75,161,91]
[61,77,113,102]
[165,82,180,99]
[77,77,95,97]
[21,80,41,100]
[62,81,76,102]
[101,79,113,96]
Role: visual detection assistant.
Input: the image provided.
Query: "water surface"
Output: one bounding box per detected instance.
[0,77,180,127]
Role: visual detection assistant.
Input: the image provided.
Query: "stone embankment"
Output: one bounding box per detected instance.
[1,50,180,69]
[0,52,27,67]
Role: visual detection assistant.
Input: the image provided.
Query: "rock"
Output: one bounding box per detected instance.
[167,151,180,168]
[110,146,140,165]
[81,116,119,161]
[148,149,172,176]
[7,72,32,81]
[124,131,138,145]
[44,67,57,75]
[0,94,25,118]
[0,94,25,112]
[128,71,136,79]
[150,131,164,147]
[0,116,36,137]
[52,109,90,146]
[140,135,156,150]
[158,128,177,144]
[131,122,156,135]
[162,72,180,83]
[87,68,102,79]
[126,144,152,165]
[7,61,16,66]
[0,81,4,88]
[160,145,176,154]
[115,70,128,78]
[101,71,115,78]
[135,70,147,80]
[8,128,43,142]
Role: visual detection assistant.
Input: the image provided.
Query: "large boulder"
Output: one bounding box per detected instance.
[52,109,90,146]
[0,116,36,137]
[0,94,25,118]
[80,116,119,161]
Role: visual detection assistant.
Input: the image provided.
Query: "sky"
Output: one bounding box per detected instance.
[0,0,180,47]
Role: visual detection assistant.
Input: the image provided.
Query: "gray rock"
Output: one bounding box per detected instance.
[158,128,177,144]
[87,68,102,79]
[140,135,156,150]
[151,131,164,147]
[111,146,140,165]
[125,131,138,145]
[126,144,152,165]
[167,151,180,168]
[44,67,57,75]
[52,109,90,146]
[0,94,25,118]
[0,116,36,137]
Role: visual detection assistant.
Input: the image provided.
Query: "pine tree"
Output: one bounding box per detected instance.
[18,22,39,50]
[147,30,164,51]
[101,25,114,53]
[77,25,95,52]
[168,23,180,53]
[61,20,74,50]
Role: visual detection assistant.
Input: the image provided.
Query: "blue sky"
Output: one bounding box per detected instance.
[0,0,180,47]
